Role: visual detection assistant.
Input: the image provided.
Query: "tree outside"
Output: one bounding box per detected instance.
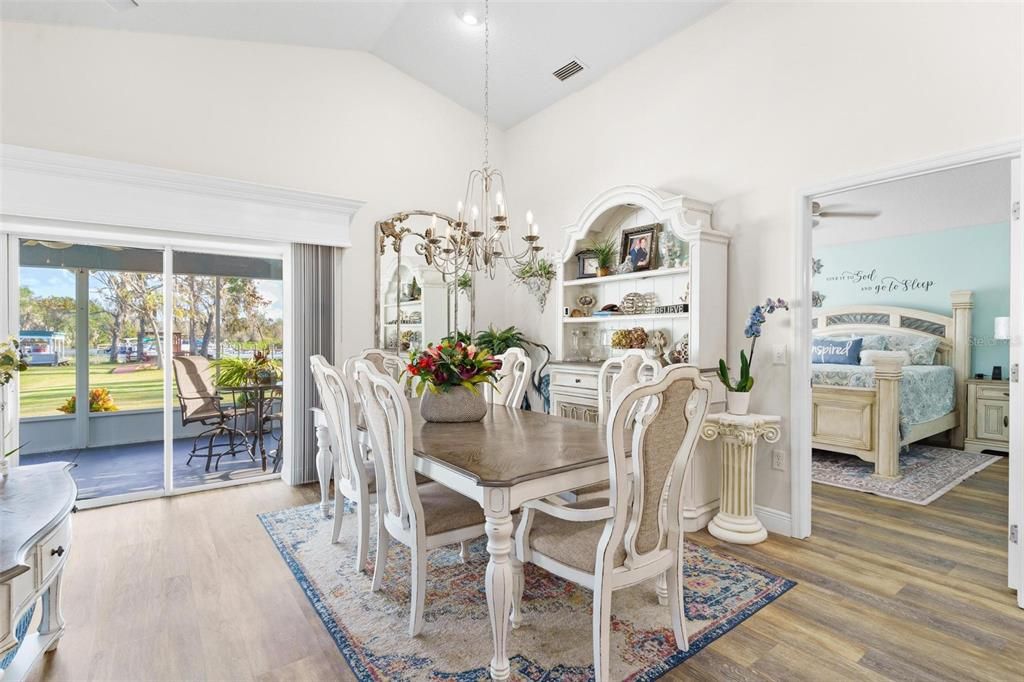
[19,267,283,417]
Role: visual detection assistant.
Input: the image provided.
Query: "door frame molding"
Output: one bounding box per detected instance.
[790,140,1024,589]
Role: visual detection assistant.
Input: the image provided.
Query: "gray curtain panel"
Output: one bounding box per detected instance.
[291,243,336,484]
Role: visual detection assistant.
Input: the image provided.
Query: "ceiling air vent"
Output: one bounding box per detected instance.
[552,60,585,82]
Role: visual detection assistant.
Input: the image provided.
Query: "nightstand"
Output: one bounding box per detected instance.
[964,378,1010,454]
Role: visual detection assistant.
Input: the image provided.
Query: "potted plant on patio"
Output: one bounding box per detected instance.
[404,338,500,423]
[717,297,789,415]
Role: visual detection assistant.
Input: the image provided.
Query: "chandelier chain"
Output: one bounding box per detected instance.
[483,0,489,169]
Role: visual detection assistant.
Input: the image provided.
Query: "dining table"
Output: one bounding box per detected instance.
[401,400,613,681]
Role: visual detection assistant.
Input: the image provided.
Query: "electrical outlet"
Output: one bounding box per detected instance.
[771,449,786,471]
[772,344,787,365]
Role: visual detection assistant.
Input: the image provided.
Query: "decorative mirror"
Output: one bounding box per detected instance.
[374,211,475,353]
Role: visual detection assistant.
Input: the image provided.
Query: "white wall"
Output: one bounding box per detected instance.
[502,1,1022,514]
[0,20,500,360]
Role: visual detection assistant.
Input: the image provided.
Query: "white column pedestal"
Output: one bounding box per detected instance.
[701,412,781,545]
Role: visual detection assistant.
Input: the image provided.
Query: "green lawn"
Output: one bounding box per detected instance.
[19,363,165,417]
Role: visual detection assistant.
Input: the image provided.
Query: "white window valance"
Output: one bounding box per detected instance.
[0,145,362,247]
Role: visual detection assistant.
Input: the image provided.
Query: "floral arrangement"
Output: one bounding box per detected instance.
[717,297,789,393]
[58,387,119,414]
[0,337,27,387]
[404,339,500,396]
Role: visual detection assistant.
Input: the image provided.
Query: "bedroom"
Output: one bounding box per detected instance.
[809,158,1014,571]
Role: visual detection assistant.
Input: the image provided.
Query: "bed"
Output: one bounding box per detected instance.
[810,291,973,478]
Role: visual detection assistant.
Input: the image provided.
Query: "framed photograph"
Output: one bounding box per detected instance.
[575,249,599,279]
[619,223,659,272]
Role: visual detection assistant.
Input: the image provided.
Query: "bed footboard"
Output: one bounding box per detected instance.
[811,357,903,478]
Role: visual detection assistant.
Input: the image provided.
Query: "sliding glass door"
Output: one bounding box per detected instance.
[12,235,286,505]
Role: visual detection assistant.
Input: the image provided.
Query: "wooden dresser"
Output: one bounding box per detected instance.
[1,462,76,681]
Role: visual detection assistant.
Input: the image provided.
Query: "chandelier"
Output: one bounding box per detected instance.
[415,0,543,281]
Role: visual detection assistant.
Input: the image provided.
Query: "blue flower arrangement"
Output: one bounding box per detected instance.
[718,297,789,393]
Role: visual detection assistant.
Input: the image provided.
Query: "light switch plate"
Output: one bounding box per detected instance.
[771,449,786,471]
[772,344,787,365]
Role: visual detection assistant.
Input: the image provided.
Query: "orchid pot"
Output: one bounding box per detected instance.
[718,297,789,416]
[726,391,751,416]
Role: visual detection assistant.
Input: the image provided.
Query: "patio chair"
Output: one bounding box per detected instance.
[172,355,253,472]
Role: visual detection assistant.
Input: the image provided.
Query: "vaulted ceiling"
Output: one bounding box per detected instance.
[0,1,724,128]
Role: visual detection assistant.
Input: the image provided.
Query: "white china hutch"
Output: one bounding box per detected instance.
[549,184,729,531]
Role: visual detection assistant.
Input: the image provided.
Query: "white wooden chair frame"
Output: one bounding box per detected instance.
[310,355,376,573]
[351,359,486,636]
[811,290,973,478]
[488,347,532,409]
[597,349,661,426]
[513,365,711,682]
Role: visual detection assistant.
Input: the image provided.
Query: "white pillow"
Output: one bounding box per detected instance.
[860,350,911,367]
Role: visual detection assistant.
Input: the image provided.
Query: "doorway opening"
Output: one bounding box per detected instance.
[792,142,1023,607]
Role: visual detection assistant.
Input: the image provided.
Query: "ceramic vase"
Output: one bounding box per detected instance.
[726,391,751,416]
[420,386,487,423]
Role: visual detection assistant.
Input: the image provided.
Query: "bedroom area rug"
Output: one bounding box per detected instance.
[259,502,795,681]
[812,444,1001,504]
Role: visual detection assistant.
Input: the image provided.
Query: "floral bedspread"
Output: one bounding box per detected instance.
[811,364,955,436]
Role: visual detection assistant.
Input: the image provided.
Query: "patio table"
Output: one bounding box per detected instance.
[220,382,282,472]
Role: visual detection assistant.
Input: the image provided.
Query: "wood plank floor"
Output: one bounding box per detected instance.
[27,458,1021,681]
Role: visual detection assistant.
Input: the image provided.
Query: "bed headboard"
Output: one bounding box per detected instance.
[811,290,974,444]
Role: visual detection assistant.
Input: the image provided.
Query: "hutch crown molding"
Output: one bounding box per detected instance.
[549,184,729,531]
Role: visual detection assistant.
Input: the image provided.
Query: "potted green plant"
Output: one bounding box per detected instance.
[474,325,526,355]
[212,349,283,408]
[588,237,618,277]
[0,337,27,481]
[717,298,789,415]
[404,339,500,422]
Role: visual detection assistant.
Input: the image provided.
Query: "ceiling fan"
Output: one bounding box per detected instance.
[811,201,881,227]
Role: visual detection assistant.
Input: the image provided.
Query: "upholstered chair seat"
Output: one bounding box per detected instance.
[525,498,625,573]
[418,483,486,536]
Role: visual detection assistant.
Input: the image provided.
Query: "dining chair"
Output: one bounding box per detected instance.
[310,355,377,573]
[571,349,660,501]
[513,364,711,682]
[488,346,532,409]
[351,358,487,637]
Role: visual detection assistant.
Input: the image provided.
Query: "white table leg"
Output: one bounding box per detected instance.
[484,501,515,680]
[312,409,333,519]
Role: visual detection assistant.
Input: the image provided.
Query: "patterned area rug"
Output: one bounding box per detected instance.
[812,444,1001,505]
[259,502,795,681]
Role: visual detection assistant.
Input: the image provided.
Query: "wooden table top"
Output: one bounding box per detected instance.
[406,401,608,487]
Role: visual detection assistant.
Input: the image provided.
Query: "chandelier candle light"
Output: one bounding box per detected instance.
[416,0,544,282]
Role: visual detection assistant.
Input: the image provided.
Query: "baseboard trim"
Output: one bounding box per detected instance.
[755,505,792,537]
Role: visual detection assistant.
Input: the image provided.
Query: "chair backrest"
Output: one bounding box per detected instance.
[488,347,532,408]
[344,349,403,381]
[602,365,711,570]
[350,358,424,532]
[172,354,218,421]
[310,355,362,489]
[597,349,660,425]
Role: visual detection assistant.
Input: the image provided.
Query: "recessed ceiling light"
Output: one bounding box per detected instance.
[461,11,479,26]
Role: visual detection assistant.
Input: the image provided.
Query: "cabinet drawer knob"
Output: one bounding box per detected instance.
[1004,416,1009,428]
[51,545,65,558]
[574,378,581,383]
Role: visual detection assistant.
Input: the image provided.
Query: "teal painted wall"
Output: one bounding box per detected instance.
[814,222,1009,377]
